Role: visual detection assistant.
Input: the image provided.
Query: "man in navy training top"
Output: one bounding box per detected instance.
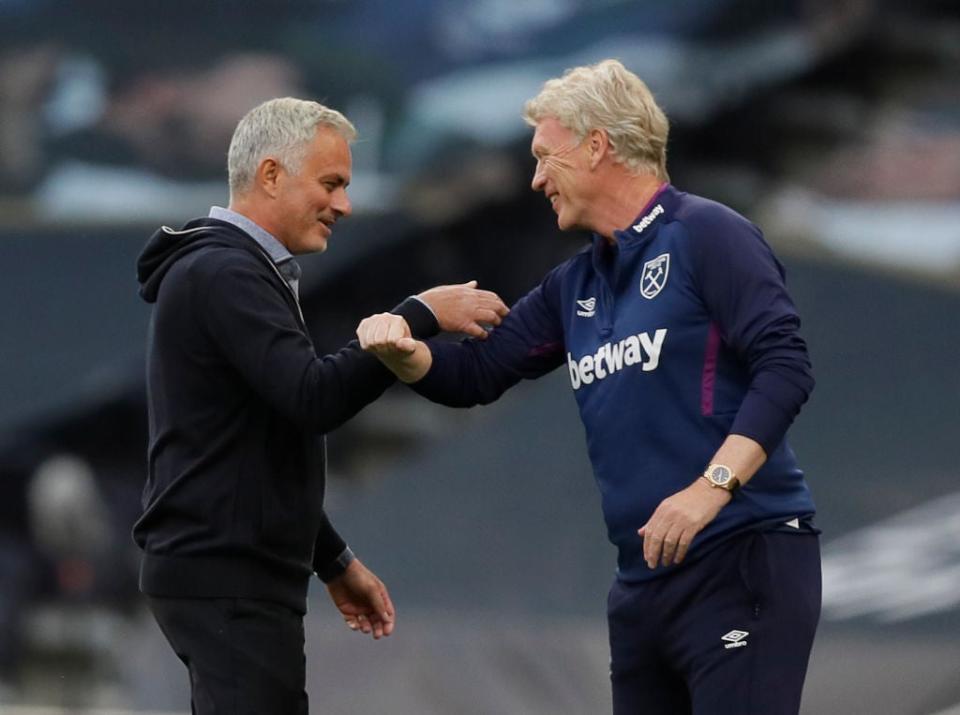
[135,97,508,715]
[357,60,820,715]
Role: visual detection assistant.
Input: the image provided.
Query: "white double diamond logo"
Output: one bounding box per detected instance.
[721,630,749,649]
[576,297,597,317]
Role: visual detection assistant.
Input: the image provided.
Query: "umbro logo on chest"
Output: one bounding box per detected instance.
[576,297,597,317]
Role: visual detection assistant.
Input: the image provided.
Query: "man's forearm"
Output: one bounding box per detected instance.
[377,340,433,383]
[704,433,767,488]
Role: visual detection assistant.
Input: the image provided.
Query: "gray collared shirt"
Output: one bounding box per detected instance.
[209,206,301,297]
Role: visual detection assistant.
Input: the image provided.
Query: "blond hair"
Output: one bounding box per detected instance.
[523,59,669,181]
[228,97,357,197]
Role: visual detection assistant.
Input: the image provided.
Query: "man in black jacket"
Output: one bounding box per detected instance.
[135,97,508,715]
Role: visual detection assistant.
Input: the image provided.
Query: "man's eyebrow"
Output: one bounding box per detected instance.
[321,173,350,186]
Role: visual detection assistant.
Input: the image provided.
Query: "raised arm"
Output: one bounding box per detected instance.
[415,279,509,339]
[202,253,510,433]
[358,267,569,407]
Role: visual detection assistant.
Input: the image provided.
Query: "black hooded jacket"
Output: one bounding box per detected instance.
[134,217,437,613]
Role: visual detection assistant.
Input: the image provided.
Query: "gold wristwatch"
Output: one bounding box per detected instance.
[701,463,740,491]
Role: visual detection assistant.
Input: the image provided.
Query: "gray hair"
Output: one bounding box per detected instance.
[227,97,357,197]
[523,59,670,181]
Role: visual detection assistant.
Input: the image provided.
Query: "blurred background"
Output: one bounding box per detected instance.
[1,0,958,713]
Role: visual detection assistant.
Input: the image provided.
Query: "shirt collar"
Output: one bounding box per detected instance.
[625,182,669,236]
[208,206,293,266]
[604,182,672,246]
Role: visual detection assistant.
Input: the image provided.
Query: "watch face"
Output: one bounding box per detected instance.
[710,466,732,485]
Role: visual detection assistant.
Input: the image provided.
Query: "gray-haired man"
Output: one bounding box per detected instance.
[134,97,508,714]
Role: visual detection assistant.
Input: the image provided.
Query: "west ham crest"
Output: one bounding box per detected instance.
[640,253,670,299]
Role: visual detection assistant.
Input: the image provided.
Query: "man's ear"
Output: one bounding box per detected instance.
[587,128,609,170]
[257,157,282,198]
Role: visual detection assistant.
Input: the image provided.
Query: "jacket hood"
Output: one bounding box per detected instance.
[137,218,248,303]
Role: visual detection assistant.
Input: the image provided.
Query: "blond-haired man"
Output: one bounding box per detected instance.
[359,61,820,714]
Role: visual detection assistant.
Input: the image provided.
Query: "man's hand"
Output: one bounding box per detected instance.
[325,558,395,639]
[417,280,509,339]
[358,313,417,355]
[638,479,732,569]
[357,314,432,382]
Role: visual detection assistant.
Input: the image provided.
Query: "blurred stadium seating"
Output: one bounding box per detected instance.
[1,1,958,712]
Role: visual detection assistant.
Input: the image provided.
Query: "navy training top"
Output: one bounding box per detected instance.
[413,185,816,582]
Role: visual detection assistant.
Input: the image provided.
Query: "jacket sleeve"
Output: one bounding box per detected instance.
[688,209,814,455]
[312,512,354,581]
[199,253,437,434]
[412,265,567,406]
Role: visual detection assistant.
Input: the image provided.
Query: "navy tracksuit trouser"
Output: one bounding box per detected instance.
[608,530,821,715]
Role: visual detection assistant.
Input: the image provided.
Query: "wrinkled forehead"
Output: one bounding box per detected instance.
[530,116,579,155]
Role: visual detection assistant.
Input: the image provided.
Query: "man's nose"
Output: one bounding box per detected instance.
[332,188,352,218]
[531,162,547,192]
